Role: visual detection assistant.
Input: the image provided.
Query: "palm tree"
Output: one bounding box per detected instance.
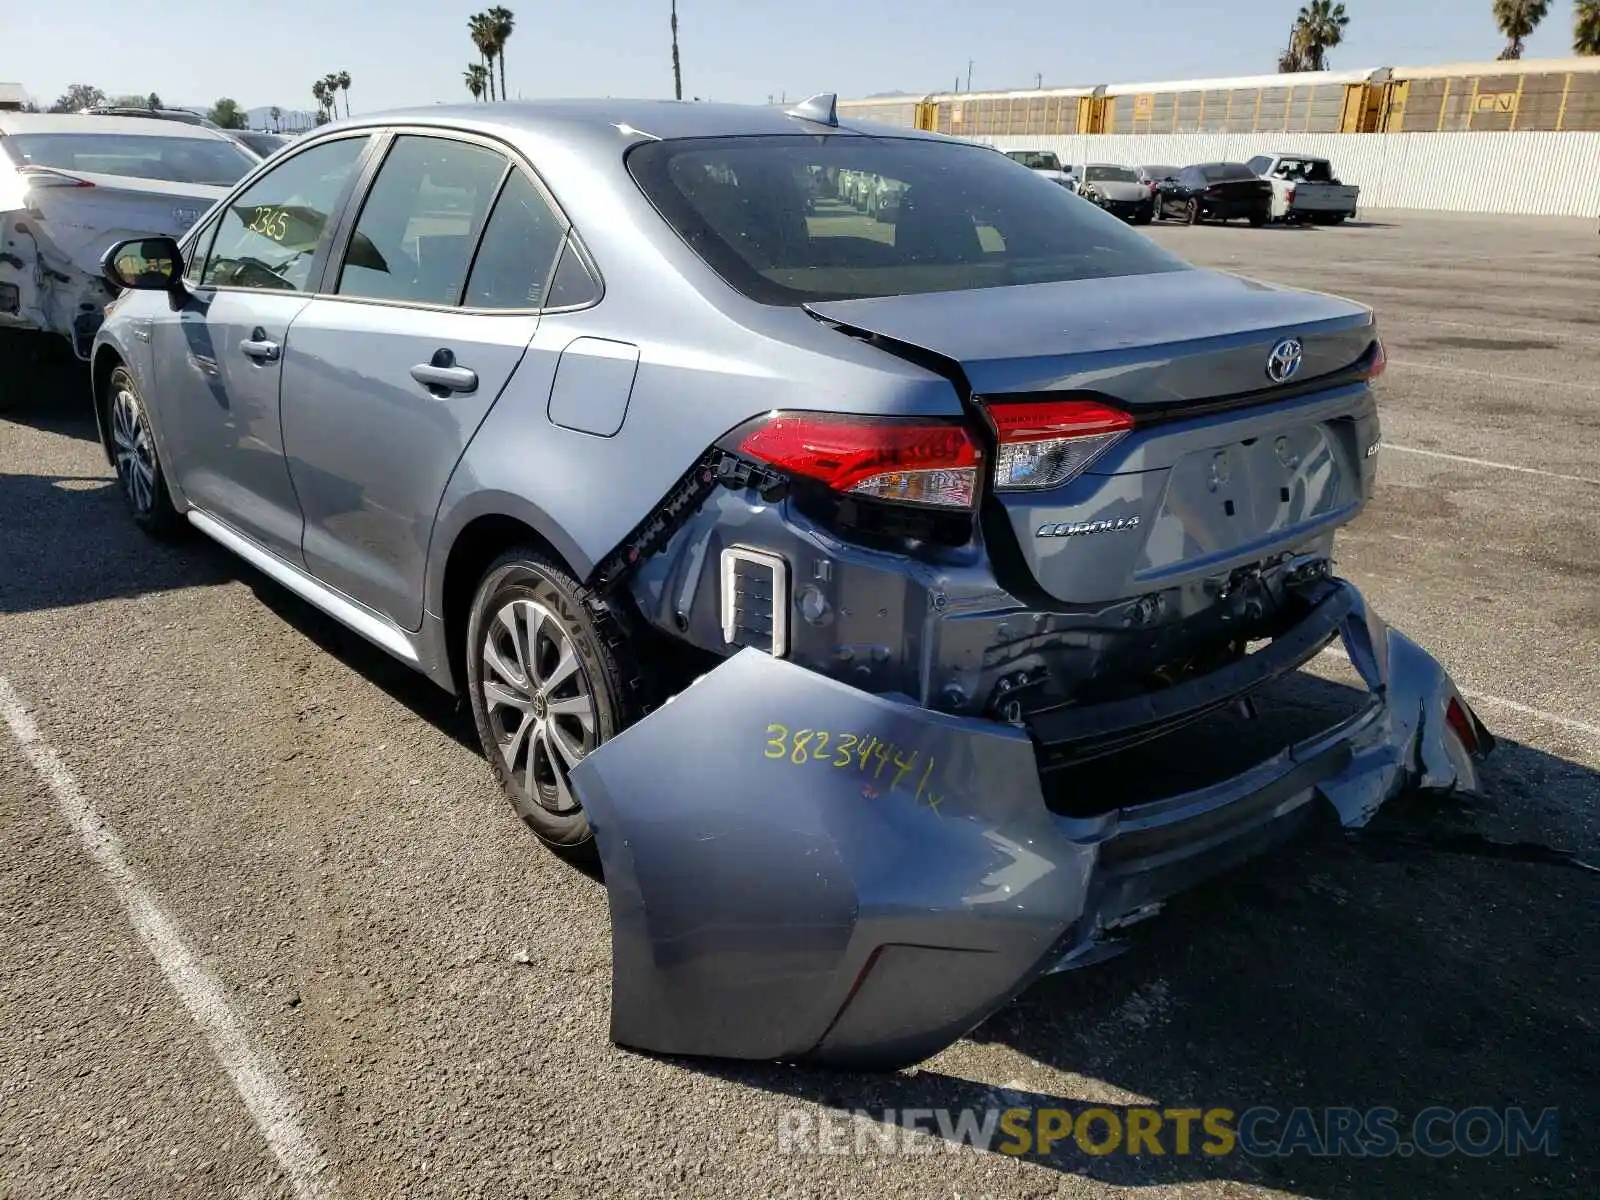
[1493,0,1549,61]
[335,70,352,117]
[1576,1,1600,54]
[1293,0,1349,71]
[311,79,328,122]
[322,73,342,119]
[671,0,683,99]
[1277,22,1308,72]
[488,7,515,102]
[269,105,282,131]
[469,13,498,101]
[464,63,489,101]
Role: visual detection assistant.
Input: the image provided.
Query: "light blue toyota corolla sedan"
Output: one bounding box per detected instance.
[91,96,1492,1069]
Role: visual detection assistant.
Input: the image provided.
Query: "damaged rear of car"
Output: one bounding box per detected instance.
[0,114,253,372]
[565,126,1490,1068]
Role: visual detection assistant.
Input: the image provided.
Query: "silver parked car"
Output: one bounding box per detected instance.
[91,96,1490,1070]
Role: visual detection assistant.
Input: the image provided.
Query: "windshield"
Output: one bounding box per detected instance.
[1004,151,1062,171]
[1084,165,1137,183]
[629,135,1188,305]
[3,132,256,186]
[1199,163,1259,183]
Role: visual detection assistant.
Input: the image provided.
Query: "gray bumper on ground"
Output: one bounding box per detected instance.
[569,580,1487,1070]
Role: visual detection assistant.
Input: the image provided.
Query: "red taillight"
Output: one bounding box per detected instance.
[1361,338,1387,382]
[985,399,1134,491]
[1445,696,1481,756]
[17,166,95,189]
[1284,185,1297,204]
[730,411,983,509]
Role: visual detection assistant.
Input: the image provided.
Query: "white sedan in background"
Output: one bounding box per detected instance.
[0,114,259,380]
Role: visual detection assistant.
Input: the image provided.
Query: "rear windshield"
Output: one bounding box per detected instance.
[1272,158,1334,182]
[1004,150,1062,171]
[628,135,1188,305]
[2,132,255,186]
[1142,166,1178,179]
[1084,165,1137,183]
[1199,163,1259,182]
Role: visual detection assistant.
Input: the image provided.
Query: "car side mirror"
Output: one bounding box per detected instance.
[103,236,185,293]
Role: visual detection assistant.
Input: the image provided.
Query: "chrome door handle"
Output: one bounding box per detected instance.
[240,329,280,362]
[410,350,478,396]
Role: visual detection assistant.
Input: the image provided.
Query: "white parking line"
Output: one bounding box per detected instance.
[1382,444,1600,487]
[1319,649,1600,741]
[1390,358,1600,393]
[0,677,341,1200]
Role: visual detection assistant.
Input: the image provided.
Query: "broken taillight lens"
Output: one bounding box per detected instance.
[1360,338,1387,382]
[985,399,1134,491]
[17,166,95,189]
[729,411,983,509]
[1445,696,1481,756]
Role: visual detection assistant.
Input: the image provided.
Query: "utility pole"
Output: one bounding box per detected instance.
[1035,72,1043,89]
[966,60,973,92]
[671,0,683,101]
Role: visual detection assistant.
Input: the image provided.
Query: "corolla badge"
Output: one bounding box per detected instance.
[1266,337,1304,384]
[1036,516,1141,538]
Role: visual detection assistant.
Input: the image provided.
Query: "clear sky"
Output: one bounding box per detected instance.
[8,0,1591,115]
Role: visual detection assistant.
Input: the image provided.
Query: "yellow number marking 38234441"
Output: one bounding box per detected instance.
[763,723,943,812]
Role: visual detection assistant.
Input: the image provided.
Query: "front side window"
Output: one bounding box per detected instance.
[1004,150,1062,172]
[336,135,507,306]
[629,135,1188,305]
[200,136,369,292]
[3,131,257,186]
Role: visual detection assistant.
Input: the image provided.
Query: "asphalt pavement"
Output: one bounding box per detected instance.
[1,210,1596,1199]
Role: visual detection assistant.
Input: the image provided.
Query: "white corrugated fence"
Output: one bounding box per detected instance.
[982,132,1600,218]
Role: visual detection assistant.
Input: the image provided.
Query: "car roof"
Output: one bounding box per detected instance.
[0,112,240,140]
[313,98,950,155]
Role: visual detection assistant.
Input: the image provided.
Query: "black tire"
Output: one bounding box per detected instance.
[1249,211,1268,227]
[105,364,182,536]
[1133,208,1153,226]
[1186,199,1202,225]
[465,546,645,864]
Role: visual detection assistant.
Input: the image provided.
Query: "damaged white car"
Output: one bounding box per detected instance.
[0,114,257,381]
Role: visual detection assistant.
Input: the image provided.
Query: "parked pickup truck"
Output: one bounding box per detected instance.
[1246,153,1360,224]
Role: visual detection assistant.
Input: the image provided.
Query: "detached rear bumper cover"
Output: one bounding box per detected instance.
[570,581,1486,1070]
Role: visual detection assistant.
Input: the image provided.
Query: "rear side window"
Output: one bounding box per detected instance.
[463,169,566,308]
[628,135,1187,305]
[336,135,507,306]
[201,136,368,292]
[1200,163,1258,182]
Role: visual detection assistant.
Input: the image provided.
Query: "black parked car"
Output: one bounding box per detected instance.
[1155,163,1273,226]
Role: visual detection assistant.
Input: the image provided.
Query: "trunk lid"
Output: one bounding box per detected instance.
[807,269,1381,605]
[20,170,227,275]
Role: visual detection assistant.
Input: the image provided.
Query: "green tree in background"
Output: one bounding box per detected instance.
[209,98,246,129]
[1493,0,1550,61]
[335,70,352,117]
[470,12,499,101]
[488,7,515,101]
[1576,1,1600,54]
[464,63,489,101]
[49,83,105,113]
[1292,0,1349,71]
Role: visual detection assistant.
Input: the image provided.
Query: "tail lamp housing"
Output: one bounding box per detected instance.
[1359,337,1387,382]
[983,398,1134,491]
[724,411,983,510]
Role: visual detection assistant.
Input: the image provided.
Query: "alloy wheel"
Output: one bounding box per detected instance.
[480,598,597,815]
[111,386,157,514]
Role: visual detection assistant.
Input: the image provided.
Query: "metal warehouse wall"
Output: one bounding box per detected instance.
[984,132,1600,217]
